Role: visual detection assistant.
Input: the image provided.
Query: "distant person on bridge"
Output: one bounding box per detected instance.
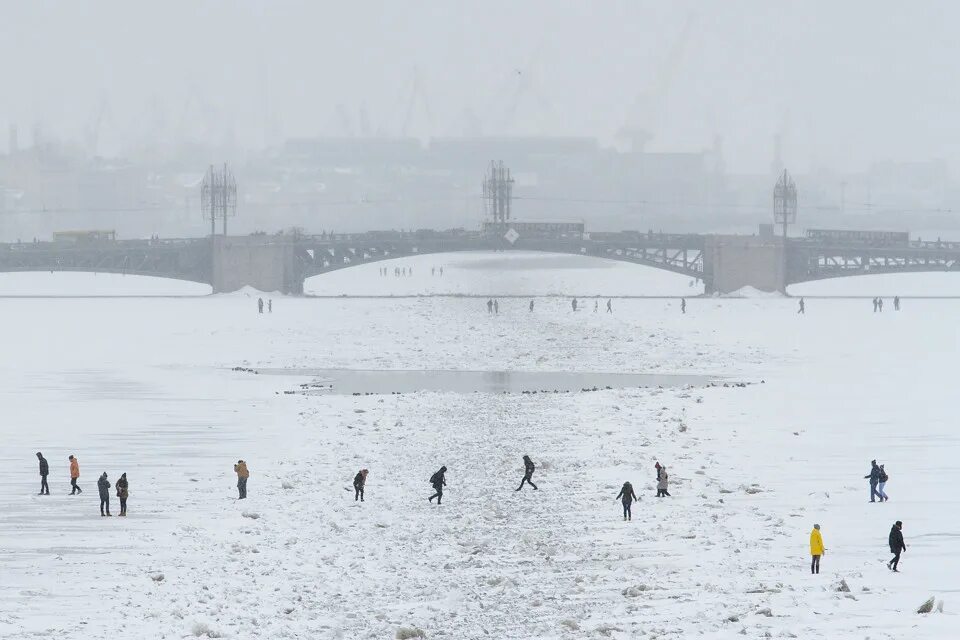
[607,299,612,313]
[616,481,639,520]
[428,466,447,505]
[257,297,264,314]
[809,524,825,574]
[69,455,81,494]
[487,299,493,314]
[681,298,687,314]
[865,459,882,502]
[529,300,534,312]
[353,468,368,502]
[515,455,538,491]
[798,298,805,314]
[36,452,50,495]
[894,296,901,311]
[572,298,578,312]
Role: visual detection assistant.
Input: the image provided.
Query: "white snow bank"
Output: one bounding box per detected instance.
[0,271,211,296]
[721,285,785,298]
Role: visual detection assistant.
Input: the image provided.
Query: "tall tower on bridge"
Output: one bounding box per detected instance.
[482,161,514,225]
[773,169,797,240]
[201,164,238,237]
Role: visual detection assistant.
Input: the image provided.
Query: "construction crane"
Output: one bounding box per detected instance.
[399,68,433,137]
[618,12,697,152]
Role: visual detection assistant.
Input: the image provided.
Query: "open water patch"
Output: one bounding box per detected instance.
[240,367,735,396]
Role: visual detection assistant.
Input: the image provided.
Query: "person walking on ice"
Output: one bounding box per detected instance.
[865,459,882,502]
[888,520,907,572]
[594,300,598,312]
[97,472,112,516]
[681,298,686,314]
[116,473,129,516]
[234,459,249,499]
[69,455,82,494]
[36,452,50,495]
[428,466,447,504]
[258,297,264,314]
[616,481,639,521]
[353,468,368,501]
[606,299,612,313]
[529,300,534,312]
[877,464,889,501]
[571,298,578,312]
[809,524,825,574]
[515,455,538,491]
[268,299,272,313]
[798,298,805,314]
[657,465,671,497]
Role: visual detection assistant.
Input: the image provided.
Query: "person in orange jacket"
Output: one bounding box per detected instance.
[69,455,82,494]
[234,460,249,499]
[809,524,825,574]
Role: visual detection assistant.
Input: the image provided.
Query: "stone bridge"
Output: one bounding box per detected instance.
[1,229,958,294]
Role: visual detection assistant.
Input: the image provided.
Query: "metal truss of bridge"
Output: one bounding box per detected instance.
[789,238,960,283]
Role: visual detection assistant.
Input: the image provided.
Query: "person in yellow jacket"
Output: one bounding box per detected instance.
[810,524,825,574]
[234,460,249,499]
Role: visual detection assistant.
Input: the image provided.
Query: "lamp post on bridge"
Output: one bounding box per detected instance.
[773,169,798,293]
[201,163,237,237]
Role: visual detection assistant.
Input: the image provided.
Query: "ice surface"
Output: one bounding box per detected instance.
[1,262,958,639]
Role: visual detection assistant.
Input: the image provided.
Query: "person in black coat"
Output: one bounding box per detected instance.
[353,469,368,502]
[515,455,538,491]
[428,466,447,505]
[888,521,907,572]
[616,481,639,520]
[36,452,50,495]
[864,460,882,502]
[97,472,112,517]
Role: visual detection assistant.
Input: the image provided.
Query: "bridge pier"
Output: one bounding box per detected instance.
[703,236,785,295]
[211,236,303,294]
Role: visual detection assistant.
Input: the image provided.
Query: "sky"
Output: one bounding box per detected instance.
[0,1,957,173]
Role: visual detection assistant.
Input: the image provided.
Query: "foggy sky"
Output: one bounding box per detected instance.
[1,1,957,174]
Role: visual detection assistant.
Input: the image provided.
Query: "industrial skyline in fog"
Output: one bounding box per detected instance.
[2,1,960,175]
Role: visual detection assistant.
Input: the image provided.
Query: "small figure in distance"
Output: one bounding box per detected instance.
[69,455,82,494]
[572,298,578,312]
[515,455,538,491]
[494,299,499,314]
[606,299,612,313]
[865,459,881,503]
[268,299,273,313]
[487,299,493,314]
[234,459,249,499]
[258,297,264,314]
[36,452,50,495]
[529,299,534,312]
[97,472,112,517]
[116,473,129,516]
[657,465,671,497]
[809,523,825,574]
[594,300,598,312]
[428,466,447,505]
[798,297,805,314]
[353,468,368,502]
[894,295,901,311]
[616,481,639,521]
[888,520,907,572]
[681,298,686,314]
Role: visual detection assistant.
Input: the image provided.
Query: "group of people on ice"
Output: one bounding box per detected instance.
[872,296,901,312]
[256,297,273,314]
[808,520,907,574]
[616,461,671,521]
[34,452,129,516]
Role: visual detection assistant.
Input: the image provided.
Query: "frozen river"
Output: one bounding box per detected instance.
[1,256,958,639]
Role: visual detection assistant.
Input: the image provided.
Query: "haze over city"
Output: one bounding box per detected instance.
[2,1,958,173]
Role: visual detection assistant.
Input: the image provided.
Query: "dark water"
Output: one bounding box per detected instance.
[252,367,719,395]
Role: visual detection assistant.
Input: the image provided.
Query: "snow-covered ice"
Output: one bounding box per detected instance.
[1,257,958,639]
